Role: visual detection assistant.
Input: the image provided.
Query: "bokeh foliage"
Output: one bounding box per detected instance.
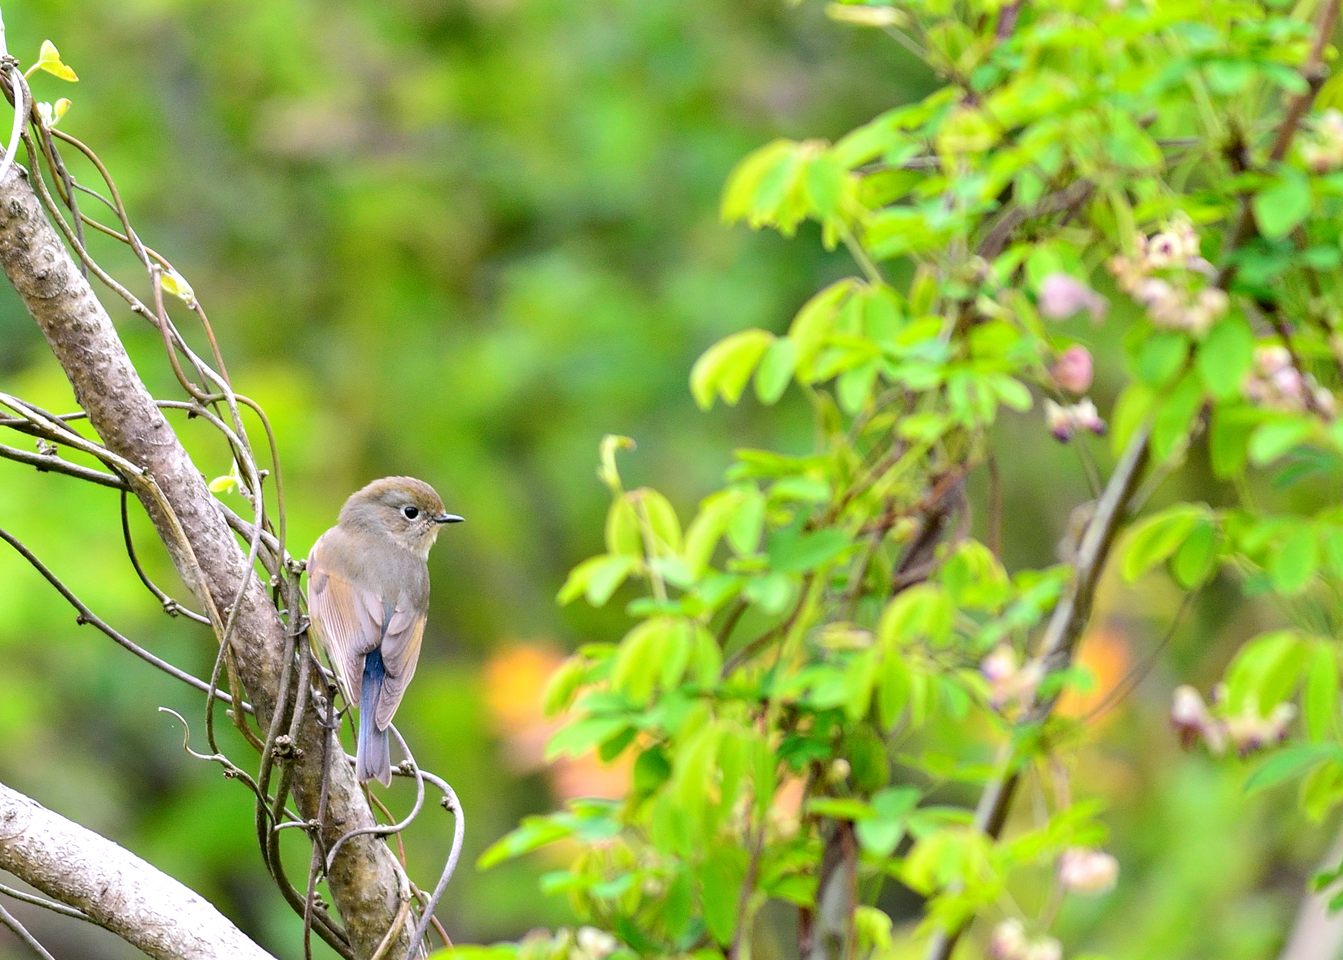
[1,1,1343,959]
[465,1,1343,959]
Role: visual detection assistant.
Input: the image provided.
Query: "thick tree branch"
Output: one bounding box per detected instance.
[0,163,414,958]
[0,779,274,960]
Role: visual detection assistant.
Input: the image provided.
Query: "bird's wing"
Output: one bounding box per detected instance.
[307,531,385,709]
[374,603,426,731]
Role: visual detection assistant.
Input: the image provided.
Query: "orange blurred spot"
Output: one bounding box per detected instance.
[1057,624,1131,722]
[483,641,631,801]
[483,643,564,730]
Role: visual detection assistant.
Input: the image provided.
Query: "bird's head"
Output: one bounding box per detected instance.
[338,476,463,555]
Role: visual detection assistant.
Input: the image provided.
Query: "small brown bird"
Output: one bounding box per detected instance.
[306,477,463,785]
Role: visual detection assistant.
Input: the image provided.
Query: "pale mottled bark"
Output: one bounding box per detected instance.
[0,779,275,960]
[0,163,411,958]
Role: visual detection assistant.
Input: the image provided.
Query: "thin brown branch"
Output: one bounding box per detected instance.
[1217,0,1341,288]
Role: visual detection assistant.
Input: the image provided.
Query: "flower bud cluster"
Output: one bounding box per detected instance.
[1044,399,1105,442]
[1108,218,1227,335]
[1171,684,1296,756]
[990,920,1062,960]
[1243,345,1337,418]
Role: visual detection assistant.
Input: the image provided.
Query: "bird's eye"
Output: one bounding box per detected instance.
[402,505,420,520]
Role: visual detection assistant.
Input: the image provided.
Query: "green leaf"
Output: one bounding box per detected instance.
[699,847,745,945]
[792,279,858,381]
[207,474,238,493]
[1151,372,1204,460]
[1245,743,1343,794]
[612,618,673,705]
[545,714,631,760]
[808,797,875,820]
[1171,518,1218,588]
[690,329,775,409]
[1197,315,1255,400]
[767,527,851,573]
[744,571,794,613]
[726,488,766,554]
[755,337,797,404]
[1209,406,1257,478]
[1224,630,1306,714]
[878,584,953,646]
[557,553,639,606]
[1122,504,1208,581]
[477,815,573,869]
[606,495,644,557]
[804,153,846,219]
[1110,382,1155,456]
[1270,523,1319,594]
[159,269,195,305]
[1137,331,1189,388]
[636,488,683,552]
[1249,418,1313,466]
[1301,760,1343,822]
[633,745,673,794]
[1322,527,1343,578]
[1303,643,1341,741]
[855,786,920,856]
[34,40,78,82]
[1105,112,1162,170]
[541,657,588,717]
[1253,169,1312,240]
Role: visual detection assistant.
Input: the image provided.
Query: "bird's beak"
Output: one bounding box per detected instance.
[435,513,465,524]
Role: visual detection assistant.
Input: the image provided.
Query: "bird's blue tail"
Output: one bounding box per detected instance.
[355,650,392,786]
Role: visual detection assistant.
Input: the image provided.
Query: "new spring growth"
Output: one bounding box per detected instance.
[1108,217,1228,336]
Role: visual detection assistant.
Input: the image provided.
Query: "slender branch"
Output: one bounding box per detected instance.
[1216,0,1341,288]
[924,422,1151,960]
[0,901,56,960]
[0,441,127,488]
[0,524,253,712]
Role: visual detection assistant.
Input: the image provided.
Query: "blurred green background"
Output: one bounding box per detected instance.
[0,2,1333,958]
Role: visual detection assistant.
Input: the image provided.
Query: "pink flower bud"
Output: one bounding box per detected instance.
[981,645,1018,685]
[1171,685,1208,749]
[989,919,1028,960]
[1051,346,1094,395]
[1059,848,1119,895]
[1038,273,1108,321]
